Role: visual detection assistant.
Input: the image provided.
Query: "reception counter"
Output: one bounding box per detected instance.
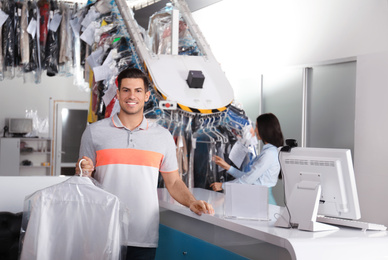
[1,178,387,260]
[158,188,388,260]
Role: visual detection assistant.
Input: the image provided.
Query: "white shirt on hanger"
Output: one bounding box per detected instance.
[20,176,126,260]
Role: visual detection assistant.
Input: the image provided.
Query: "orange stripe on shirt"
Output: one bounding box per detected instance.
[96,149,164,168]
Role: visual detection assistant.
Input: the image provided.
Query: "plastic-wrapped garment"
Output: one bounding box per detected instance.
[147,7,170,54]
[58,2,69,64]
[65,6,74,66]
[20,2,30,65]
[24,1,39,76]
[96,82,106,120]
[91,78,99,115]
[176,133,188,181]
[87,69,99,123]
[90,28,119,120]
[218,125,238,178]
[13,2,21,69]
[37,0,49,50]
[25,109,49,136]
[225,105,250,135]
[95,0,111,15]
[104,95,116,118]
[147,5,200,56]
[117,56,135,72]
[24,0,42,84]
[78,7,89,67]
[24,1,37,73]
[2,0,15,78]
[19,176,125,260]
[159,20,199,55]
[44,0,59,76]
[0,1,3,80]
[193,140,211,188]
[184,117,194,188]
[35,1,43,84]
[80,36,87,66]
[72,4,88,90]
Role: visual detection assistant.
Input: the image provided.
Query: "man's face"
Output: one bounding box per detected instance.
[116,78,150,116]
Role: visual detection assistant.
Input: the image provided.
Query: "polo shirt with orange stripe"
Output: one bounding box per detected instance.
[79,114,178,247]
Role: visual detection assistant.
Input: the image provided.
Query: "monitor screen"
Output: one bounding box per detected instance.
[275,147,361,231]
[8,118,33,137]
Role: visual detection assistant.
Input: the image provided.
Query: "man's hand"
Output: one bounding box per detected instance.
[162,170,215,216]
[189,200,215,216]
[209,182,223,192]
[75,156,94,177]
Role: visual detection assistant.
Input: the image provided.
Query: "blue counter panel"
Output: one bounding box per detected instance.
[156,224,248,260]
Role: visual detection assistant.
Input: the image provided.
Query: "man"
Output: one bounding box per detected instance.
[76,68,214,260]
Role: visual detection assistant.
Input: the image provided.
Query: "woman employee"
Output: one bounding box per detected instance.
[210,113,284,205]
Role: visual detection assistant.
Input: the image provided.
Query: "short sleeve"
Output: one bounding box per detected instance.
[79,125,96,165]
[159,130,178,173]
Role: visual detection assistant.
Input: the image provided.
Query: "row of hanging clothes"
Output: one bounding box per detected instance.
[1,0,78,82]
[131,4,258,191]
[72,0,144,123]
[0,0,116,86]
[0,0,258,192]
[85,0,205,123]
[145,103,258,191]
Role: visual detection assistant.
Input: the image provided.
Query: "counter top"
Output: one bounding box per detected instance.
[158,188,388,260]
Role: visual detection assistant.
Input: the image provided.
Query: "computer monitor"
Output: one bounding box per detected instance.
[274,147,361,231]
[7,118,33,137]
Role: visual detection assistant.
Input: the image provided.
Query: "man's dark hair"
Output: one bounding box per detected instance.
[256,113,284,147]
[117,68,150,92]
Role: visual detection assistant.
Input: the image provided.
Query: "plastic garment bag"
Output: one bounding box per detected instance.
[44,0,59,76]
[0,1,3,80]
[14,2,22,70]
[24,1,42,83]
[24,1,37,74]
[58,2,70,64]
[2,0,16,79]
[38,0,49,53]
[147,4,200,55]
[19,176,126,260]
[20,1,30,66]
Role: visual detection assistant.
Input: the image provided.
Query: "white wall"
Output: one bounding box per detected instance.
[0,75,89,137]
[192,0,388,225]
[192,0,388,117]
[193,0,388,69]
[354,52,388,226]
[0,176,70,213]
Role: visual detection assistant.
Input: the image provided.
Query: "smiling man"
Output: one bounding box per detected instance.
[76,68,214,260]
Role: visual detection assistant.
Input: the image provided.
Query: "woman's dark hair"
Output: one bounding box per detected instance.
[256,113,284,147]
[117,68,150,92]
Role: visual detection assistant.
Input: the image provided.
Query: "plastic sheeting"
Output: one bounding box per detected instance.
[2,0,16,79]
[147,4,200,56]
[44,0,59,76]
[19,176,129,260]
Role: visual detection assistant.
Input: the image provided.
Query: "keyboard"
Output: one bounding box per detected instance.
[316,216,387,231]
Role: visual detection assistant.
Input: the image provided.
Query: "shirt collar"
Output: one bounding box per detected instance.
[263,143,275,149]
[111,113,148,131]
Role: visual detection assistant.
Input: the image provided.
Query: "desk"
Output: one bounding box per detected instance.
[158,188,388,260]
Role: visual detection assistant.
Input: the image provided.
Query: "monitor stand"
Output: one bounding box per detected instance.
[3,126,8,137]
[275,180,339,232]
